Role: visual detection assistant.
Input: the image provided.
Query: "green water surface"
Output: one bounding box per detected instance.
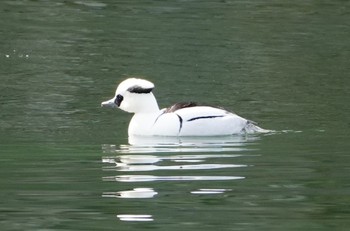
[0,1,349,230]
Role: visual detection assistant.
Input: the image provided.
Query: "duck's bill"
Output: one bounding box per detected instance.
[101,98,117,108]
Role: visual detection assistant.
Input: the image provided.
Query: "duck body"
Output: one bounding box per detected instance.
[101,78,267,137]
[131,105,249,136]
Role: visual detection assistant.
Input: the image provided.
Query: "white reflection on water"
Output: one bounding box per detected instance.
[102,154,247,172]
[117,214,154,222]
[191,188,232,195]
[102,134,258,222]
[103,188,158,199]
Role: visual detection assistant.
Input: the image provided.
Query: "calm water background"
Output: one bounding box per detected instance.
[1,0,349,230]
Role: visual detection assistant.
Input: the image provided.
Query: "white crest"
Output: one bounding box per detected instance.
[116,78,154,94]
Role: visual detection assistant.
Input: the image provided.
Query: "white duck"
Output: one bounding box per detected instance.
[101,78,267,136]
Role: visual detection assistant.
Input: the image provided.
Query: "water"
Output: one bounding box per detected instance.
[0,0,349,230]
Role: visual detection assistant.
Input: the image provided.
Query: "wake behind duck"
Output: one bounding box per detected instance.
[101,78,269,137]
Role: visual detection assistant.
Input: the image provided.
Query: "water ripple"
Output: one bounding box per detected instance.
[102,134,261,153]
[102,153,247,172]
[103,154,243,164]
[103,175,245,182]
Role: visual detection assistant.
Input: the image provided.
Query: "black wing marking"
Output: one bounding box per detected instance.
[164,102,198,113]
[164,102,234,114]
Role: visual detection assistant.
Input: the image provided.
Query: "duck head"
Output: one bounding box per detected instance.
[101,78,160,113]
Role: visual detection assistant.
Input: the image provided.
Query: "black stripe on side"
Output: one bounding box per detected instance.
[153,112,165,126]
[176,114,183,133]
[187,115,224,122]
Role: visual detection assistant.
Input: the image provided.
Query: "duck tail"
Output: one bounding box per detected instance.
[243,120,271,134]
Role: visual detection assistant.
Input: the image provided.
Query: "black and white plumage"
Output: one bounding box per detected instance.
[101,78,267,136]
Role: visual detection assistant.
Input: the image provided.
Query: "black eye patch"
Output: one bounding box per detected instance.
[115,94,124,107]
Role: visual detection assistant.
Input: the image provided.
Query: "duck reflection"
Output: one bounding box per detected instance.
[102,134,259,222]
[102,134,260,154]
[127,134,260,148]
[102,135,255,183]
[102,154,246,172]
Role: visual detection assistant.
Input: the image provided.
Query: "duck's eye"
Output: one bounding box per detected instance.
[115,94,124,107]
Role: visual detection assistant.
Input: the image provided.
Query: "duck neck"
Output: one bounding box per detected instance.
[134,92,160,114]
[147,93,160,112]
